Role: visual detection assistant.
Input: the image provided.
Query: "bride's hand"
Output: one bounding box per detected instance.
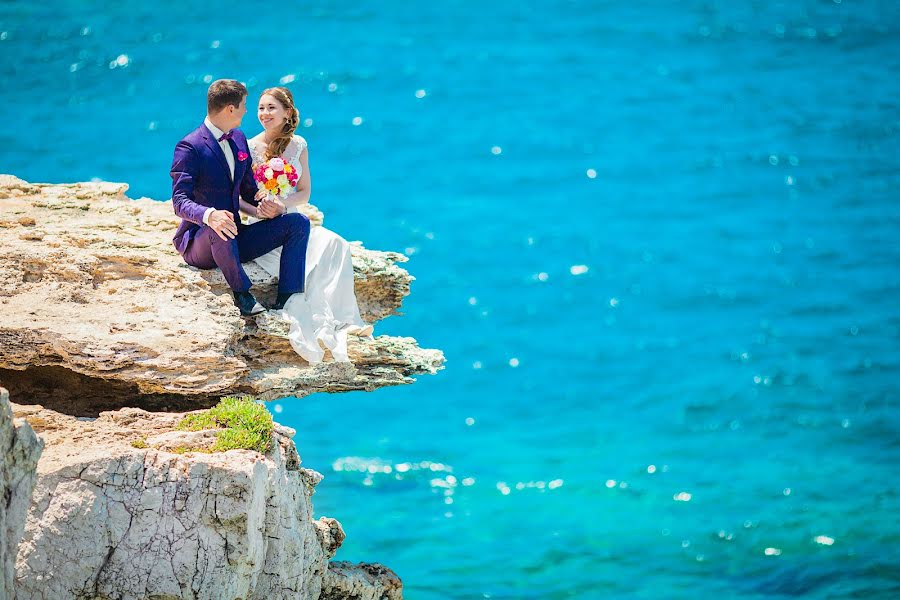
[258,198,286,219]
[254,189,268,202]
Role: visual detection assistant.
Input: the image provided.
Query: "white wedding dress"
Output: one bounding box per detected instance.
[247,134,372,363]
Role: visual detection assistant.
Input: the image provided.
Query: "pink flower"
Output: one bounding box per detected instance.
[237,151,249,162]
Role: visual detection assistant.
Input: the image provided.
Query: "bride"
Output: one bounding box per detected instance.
[245,86,372,364]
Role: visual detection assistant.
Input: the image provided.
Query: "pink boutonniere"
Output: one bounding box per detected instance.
[237,151,249,162]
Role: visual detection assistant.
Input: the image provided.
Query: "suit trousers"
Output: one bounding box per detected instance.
[183,213,310,294]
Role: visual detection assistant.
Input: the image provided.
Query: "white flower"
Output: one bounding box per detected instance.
[264,168,274,180]
[276,174,288,185]
[269,158,285,171]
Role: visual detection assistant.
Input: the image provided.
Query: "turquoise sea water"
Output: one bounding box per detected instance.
[2,1,899,598]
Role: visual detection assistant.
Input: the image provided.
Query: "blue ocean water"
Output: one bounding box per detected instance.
[2,1,899,598]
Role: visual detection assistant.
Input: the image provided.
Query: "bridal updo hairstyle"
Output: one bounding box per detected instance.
[207,79,248,114]
[261,87,300,161]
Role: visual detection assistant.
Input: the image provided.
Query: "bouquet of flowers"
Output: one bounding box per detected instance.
[253,157,299,199]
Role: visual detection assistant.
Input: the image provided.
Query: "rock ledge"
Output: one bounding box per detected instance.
[0,175,443,415]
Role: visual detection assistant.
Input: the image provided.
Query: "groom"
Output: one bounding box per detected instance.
[170,79,310,316]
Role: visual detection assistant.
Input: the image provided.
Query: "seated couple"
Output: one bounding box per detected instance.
[170,79,371,364]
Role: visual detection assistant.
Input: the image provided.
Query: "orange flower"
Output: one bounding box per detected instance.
[264,179,278,190]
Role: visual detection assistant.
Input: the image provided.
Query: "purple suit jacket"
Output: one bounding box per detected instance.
[170,124,258,256]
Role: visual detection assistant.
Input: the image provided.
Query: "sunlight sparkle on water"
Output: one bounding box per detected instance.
[673,492,692,502]
[764,547,782,556]
[814,535,835,546]
[109,54,129,69]
[570,265,589,276]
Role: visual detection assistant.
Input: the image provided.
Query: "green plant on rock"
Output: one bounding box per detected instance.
[175,395,274,454]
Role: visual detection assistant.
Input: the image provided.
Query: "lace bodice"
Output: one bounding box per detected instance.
[248,134,307,188]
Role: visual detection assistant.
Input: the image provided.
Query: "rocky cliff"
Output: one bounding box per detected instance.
[0,174,439,598]
[0,175,443,415]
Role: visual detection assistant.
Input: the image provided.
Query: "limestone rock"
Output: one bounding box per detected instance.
[0,388,43,600]
[321,562,403,600]
[0,175,443,414]
[11,400,402,599]
[314,517,346,559]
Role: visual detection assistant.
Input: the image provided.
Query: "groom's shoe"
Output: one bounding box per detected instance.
[233,291,266,317]
[271,292,300,311]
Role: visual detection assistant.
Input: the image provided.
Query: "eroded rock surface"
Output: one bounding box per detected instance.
[0,387,43,600]
[11,400,402,600]
[321,562,403,600]
[0,175,443,414]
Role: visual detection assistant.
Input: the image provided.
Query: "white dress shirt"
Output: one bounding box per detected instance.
[201,117,235,225]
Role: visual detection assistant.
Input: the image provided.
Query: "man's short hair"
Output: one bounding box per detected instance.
[207,79,247,114]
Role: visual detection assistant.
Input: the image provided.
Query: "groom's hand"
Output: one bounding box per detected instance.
[208,210,238,240]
